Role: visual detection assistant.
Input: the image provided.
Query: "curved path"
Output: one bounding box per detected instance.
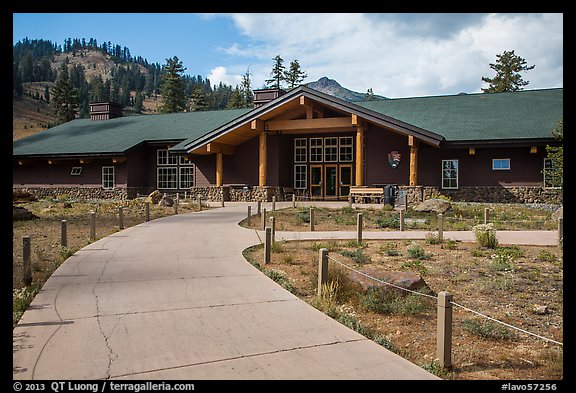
[13,202,439,380]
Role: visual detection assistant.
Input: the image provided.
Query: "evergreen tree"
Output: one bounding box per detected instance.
[284,59,307,89]
[364,88,376,101]
[50,63,79,123]
[482,50,535,93]
[265,55,286,89]
[544,119,563,189]
[189,85,209,111]
[134,92,144,113]
[240,68,253,107]
[159,56,188,113]
[227,86,244,109]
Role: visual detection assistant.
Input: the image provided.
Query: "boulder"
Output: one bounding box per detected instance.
[159,195,174,207]
[13,206,38,221]
[551,206,563,221]
[347,267,431,294]
[533,305,549,315]
[13,190,37,203]
[147,190,163,204]
[413,198,452,214]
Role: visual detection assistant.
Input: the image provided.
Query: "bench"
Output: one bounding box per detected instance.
[349,186,384,203]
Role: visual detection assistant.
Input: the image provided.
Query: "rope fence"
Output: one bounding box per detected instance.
[317,251,563,368]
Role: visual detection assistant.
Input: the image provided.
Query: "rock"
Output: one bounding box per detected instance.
[147,190,163,204]
[413,198,452,214]
[347,267,431,294]
[159,195,174,207]
[551,206,563,221]
[63,202,73,208]
[13,190,37,203]
[533,305,549,315]
[13,206,38,221]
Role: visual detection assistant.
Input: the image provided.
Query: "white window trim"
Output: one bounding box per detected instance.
[179,156,194,166]
[294,164,307,189]
[157,167,178,189]
[71,166,83,176]
[157,149,177,166]
[492,158,511,171]
[294,138,307,163]
[441,159,458,189]
[179,165,195,189]
[324,137,338,163]
[102,166,115,190]
[309,138,323,163]
[339,136,354,162]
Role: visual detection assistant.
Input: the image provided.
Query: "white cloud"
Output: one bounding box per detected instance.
[215,13,562,98]
[207,66,241,88]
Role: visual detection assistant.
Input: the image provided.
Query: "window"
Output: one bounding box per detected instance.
[543,158,561,188]
[71,167,83,176]
[157,167,178,189]
[294,165,307,189]
[179,156,193,165]
[492,158,510,170]
[324,137,338,162]
[310,138,323,162]
[339,137,353,162]
[157,149,177,165]
[442,160,458,189]
[102,166,115,189]
[294,138,307,163]
[179,166,195,189]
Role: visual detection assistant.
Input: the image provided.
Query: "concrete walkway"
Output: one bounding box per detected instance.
[13,201,557,380]
[13,202,439,380]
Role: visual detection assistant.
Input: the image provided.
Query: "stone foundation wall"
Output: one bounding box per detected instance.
[188,186,285,202]
[13,186,130,200]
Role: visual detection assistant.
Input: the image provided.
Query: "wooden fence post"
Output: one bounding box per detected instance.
[484,207,489,224]
[264,227,272,264]
[357,213,363,243]
[197,196,202,211]
[292,194,296,208]
[310,208,315,231]
[400,209,405,232]
[272,196,276,212]
[247,206,252,226]
[317,248,329,296]
[261,208,267,230]
[438,213,444,241]
[90,211,96,241]
[436,291,453,369]
[118,206,124,230]
[348,193,352,208]
[174,193,179,214]
[61,219,68,247]
[257,200,261,215]
[145,202,150,222]
[23,236,32,286]
[558,217,563,247]
[270,216,276,243]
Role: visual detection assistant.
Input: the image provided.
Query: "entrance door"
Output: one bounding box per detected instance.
[310,165,323,199]
[324,165,338,198]
[339,165,352,199]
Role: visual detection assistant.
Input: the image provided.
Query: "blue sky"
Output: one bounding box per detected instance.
[13,13,563,98]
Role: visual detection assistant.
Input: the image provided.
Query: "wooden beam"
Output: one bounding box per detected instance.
[251,119,265,131]
[79,159,93,164]
[259,131,267,186]
[112,157,127,164]
[216,152,223,187]
[530,146,538,154]
[266,117,351,131]
[207,142,236,155]
[469,148,476,155]
[355,126,364,186]
[409,139,419,186]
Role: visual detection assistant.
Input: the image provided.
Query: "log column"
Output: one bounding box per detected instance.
[216,152,223,187]
[355,126,364,186]
[259,131,267,186]
[409,135,419,186]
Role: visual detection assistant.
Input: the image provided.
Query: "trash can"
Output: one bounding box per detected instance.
[384,184,398,206]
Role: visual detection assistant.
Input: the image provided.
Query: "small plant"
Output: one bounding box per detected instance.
[270,241,284,253]
[461,318,517,341]
[471,247,485,257]
[296,209,310,224]
[441,239,458,250]
[489,253,515,272]
[343,240,366,248]
[375,215,399,229]
[473,223,498,248]
[495,245,525,259]
[425,232,443,245]
[421,359,454,379]
[537,249,558,263]
[263,269,294,292]
[310,240,340,252]
[313,280,340,314]
[360,286,432,316]
[407,242,432,260]
[282,253,295,264]
[379,242,401,256]
[402,259,428,275]
[340,248,370,264]
[341,206,355,215]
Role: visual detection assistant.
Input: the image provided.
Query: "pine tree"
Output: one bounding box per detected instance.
[364,88,375,101]
[159,56,188,113]
[50,63,79,124]
[240,69,253,107]
[482,50,535,93]
[134,92,144,113]
[265,55,286,89]
[284,60,307,89]
[544,119,563,189]
[227,86,244,109]
[189,85,208,111]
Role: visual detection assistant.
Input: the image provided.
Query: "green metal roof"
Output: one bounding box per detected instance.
[356,88,563,142]
[13,108,251,157]
[13,88,562,158]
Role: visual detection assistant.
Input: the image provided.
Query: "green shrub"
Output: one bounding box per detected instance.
[311,240,340,252]
[471,247,485,257]
[359,287,432,316]
[441,239,458,250]
[473,223,498,248]
[461,318,517,341]
[537,249,558,263]
[343,240,366,248]
[264,269,294,292]
[296,209,310,224]
[340,248,370,264]
[489,253,516,272]
[379,242,401,256]
[495,245,525,259]
[406,243,432,260]
[375,215,399,229]
[425,232,443,245]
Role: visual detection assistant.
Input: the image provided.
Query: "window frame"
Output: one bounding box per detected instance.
[309,138,323,163]
[323,137,338,163]
[71,166,83,176]
[294,138,307,163]
[157,149,177,166]
[339,136,354,162]
[441,159,459,189]
[294,164,307,189]
[157,167,178,189]
[179,165,195,189]
[102,166,115,190]
[492,158,511,171]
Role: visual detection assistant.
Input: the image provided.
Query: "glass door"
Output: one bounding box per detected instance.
[310,165,323,198]
[324,165,338,198]
[339,165,352,199]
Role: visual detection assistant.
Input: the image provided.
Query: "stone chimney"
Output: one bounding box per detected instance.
[90,101,123,120]
[252,88,286,108]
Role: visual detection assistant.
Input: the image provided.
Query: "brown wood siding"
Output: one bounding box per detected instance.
[222,136,259,186]
[193,155,216,187]
[364,126,411,186]
[126,145,152,189]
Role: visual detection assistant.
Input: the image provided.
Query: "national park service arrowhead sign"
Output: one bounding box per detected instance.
[388,151,401,168]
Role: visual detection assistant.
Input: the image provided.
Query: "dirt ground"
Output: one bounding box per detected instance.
[244,238,563,380]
